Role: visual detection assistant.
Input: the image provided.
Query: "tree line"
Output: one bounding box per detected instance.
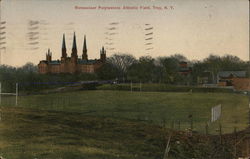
[99,53,249,84]
[0,53,249,92]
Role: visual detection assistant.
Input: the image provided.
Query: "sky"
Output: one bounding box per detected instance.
[0,0,249,66]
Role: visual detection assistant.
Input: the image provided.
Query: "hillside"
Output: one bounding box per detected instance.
[0,106,239,159]
[1,90,248,134]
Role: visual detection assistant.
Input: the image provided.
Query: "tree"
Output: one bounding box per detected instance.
[19,62,38,73]
[202,54,247,83]
[127,56,157,83]
[0,65,17,92]
[108,54,136,81]
[192,61,210,84]
[203,55,222,83]
[157,56,180,83]
[170,54,188,62]
[96,62,119,80]
[220,54,246,71]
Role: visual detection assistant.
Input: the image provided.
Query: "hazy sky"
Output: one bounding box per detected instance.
[0,0,249,66]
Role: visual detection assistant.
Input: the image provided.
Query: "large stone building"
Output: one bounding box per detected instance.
[38,33,106,74]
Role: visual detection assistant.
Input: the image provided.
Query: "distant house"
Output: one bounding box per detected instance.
[217,71,246,86]
[178,61,192,85]
[179,61,192,75]
[232,78,250,91]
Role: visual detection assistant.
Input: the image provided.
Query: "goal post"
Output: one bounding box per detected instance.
[130,81,142,92]
[0,82,19,106]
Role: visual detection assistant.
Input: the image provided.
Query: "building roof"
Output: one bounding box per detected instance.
[40,60,47,63]
[49,60,61,65]
[218,71,246,78]
[77,59,99,64]
[41,59,100,65]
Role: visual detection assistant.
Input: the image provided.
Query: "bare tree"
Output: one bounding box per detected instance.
[108,54,136,81]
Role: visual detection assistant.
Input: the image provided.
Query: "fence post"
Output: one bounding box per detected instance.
[140,81,142,92]
[247,139,249,157]
[205,122,208,135]
[163,134,172,159]
[0,82,1,105]
[219,123,222,145]
[188,114,193,131]
[130,81,132,92]
[234,127,237,158]
[171,120,174,129]
[15,83,18,106]
[162,118,166,128]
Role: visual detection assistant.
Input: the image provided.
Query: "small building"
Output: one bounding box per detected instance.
[217,71,246,86]
[38,33,106,74]
[232,78,250,91]
[178,61,192,85]
[178,61,192,75]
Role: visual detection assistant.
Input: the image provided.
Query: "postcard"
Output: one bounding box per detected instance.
[0,0,249,158]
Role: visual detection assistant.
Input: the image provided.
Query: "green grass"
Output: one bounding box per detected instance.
[97,83,234,93]
[0,106,238,159]
[0,107,167,159]
[0,90,247,158]
[1,90,248,134]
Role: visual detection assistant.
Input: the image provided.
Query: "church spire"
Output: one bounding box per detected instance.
[46,48,52,62]
[72,32,77,50]
[71,32,78,57]
[83,35,87,51]
[61,34,67,58]
[62,34,66,49]
[100,46,106,62]
[82,35,88,60]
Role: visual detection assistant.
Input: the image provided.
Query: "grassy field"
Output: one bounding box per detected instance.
[1,90,248,134]
[0,107,168,159]
[97,83,234,93]
[0,106,238,159]
[0,90,248,158]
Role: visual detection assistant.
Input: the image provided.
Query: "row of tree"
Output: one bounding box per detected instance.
[98,53,249,84]
[0,53,249,92]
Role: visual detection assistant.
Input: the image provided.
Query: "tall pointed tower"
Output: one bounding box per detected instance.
[46,48,52,62]
[100,46,106,62]
[82,35,88,60]
[71,32,78,60]
[61,34,67,62]
[70,32,78,73]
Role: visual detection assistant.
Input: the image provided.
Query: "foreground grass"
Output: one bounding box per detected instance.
[0,107,167,159]
[0,107,238,159]
[1,90,248,134]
